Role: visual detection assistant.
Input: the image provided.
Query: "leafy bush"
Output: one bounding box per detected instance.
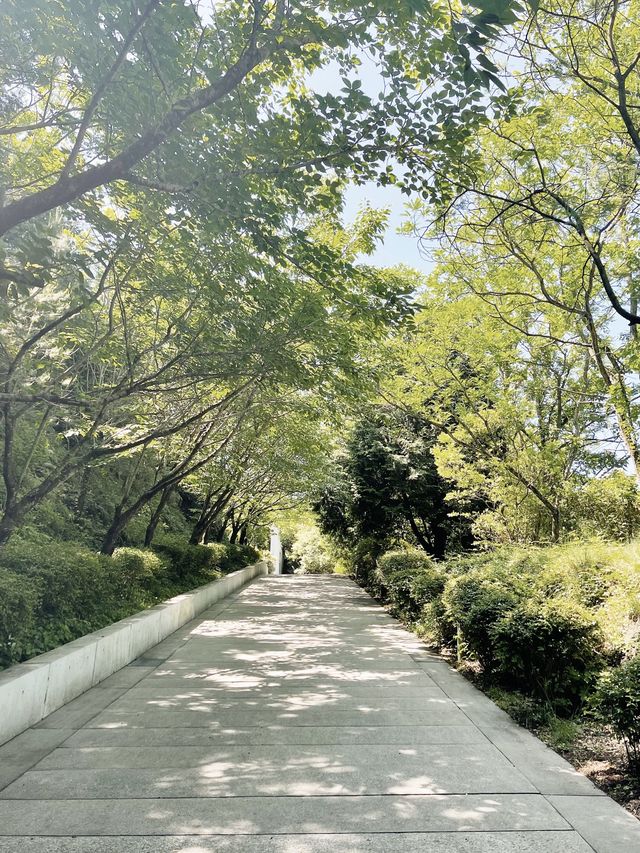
[490,599,604,711]
[110,547,171,603]
[221,543,260,571]
[0,571,41,668]
[0,537,261,670]
[376,548,445,622]
[0,541,117,651]
[153,537,226,581]
[349,536,384,588]
[419,595,457,648]
[443,573,519,673]
[343,535,638,721]
[595,655,640,768]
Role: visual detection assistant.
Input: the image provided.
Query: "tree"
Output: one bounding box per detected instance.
[0,0,506,239]
[384,263,619,542]
[315,406,473,557]
[393,0,640,524]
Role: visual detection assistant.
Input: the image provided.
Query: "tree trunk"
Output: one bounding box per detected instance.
[405,510,433,556]
[101,510,126,555]
[144,484,174,547]
[432,524,447,560]
[75,467,92,519]
[190,514,209,545]
[189,487,233,545]
[0,507,22,546]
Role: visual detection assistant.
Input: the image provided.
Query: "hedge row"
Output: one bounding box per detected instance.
[0,537,259,669]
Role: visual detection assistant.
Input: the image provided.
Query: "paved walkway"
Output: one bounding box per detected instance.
[1,575,639,852]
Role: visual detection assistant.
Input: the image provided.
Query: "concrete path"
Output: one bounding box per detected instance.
[1,575,639,852]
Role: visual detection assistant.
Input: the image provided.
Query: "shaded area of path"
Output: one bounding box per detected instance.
[1,574,639,851]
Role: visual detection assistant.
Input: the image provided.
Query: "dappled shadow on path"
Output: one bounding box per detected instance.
[1,575,626,848]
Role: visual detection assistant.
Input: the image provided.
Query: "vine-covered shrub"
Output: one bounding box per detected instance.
[595,655,640,769]
[0,539,260,670]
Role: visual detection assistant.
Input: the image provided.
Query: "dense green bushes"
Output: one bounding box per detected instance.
[0,571,40,668]
[490,600,603,711]
[0,538,259,670]
[356,540,640,716]
[375,549,445,622]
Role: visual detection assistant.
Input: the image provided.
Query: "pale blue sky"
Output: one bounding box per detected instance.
[342,181,434,271]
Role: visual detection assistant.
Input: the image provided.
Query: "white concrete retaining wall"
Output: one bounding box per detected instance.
[0,560,269,746]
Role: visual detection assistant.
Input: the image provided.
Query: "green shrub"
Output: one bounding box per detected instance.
[0,571,40,668]
[595,655,640,768]
[376,548,445,622]
[490,599,604,711]
[110,547,170,602]
[443,573,519,673]
[219,543,260,572]
[0,541,117,651]
[0,536,261,671]
[349,537,384,588]
[153,536,221,581]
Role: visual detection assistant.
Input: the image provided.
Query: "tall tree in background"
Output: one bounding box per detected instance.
[315,406,474,557]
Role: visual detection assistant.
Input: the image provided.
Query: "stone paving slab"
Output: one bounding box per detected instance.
[6,743,536,797]
[101,688,451,711]
[33,687,128,729]
[1,574,639,852]
[481,725,604,796]
[113,678,445,697]
[82,704,472,729]
[548,795,640,853]
[0,794,570,835]
[0,832,595,852]
[63,723,486,747]
[94,665,156,689]
[0,730,72,792]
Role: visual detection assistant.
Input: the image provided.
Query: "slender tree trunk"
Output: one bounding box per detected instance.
[101,508,127,555]
[190,516,208,546]
[210,520,227,542]
[75,467,92,519]
[550,505,561,543]
[406,512,433,556]
[190,487,233,544]
[144,484,174,547]
[432,524,447,560]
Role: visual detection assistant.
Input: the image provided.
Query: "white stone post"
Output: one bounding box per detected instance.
[269,525,283,575]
